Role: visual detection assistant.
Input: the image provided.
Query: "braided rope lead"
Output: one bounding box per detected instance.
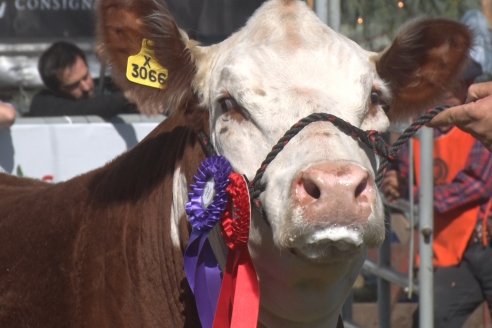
[250,105,449,199]
[374,105,448,187]
[197,130,218,157]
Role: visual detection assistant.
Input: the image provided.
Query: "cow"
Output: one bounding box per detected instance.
[0,0,471,327]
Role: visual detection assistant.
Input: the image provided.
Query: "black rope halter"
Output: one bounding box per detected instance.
[198,105,448,201]
[251,105,448,200]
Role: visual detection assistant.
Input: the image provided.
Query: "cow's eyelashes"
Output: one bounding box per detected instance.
[219,97,249,121]
[370,91,381,105]
[370,91,389,113]
[220,97,237,113]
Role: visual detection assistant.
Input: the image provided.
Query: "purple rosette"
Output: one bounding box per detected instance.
[186,156,231,231]
[184,156,232,328]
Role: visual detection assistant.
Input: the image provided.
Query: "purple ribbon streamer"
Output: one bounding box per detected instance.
[184,156,232,328]
[185,231,222,328]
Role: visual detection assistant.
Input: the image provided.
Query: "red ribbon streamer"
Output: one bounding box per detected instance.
[213,173,260,328]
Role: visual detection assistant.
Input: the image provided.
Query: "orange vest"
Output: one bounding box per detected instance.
[414,127,479,267]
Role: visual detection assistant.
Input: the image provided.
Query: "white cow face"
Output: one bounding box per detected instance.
[197,1,390,263]
[98,0,471,325]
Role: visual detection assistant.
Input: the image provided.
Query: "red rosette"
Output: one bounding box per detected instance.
[213,173,260,328]
[221,173,250,249]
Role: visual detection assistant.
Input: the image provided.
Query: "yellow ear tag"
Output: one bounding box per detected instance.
[126,39,168,89]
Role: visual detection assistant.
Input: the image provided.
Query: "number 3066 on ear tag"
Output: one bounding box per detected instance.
[126,39,168,89]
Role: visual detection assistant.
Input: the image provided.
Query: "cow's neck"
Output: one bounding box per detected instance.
[76,110,207,326]
[249,206,364,328]
[169,163,190,249]
[256,250,363,328]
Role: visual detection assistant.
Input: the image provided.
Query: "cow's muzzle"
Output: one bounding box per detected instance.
[283,161,381,263]
[292,161,375,225]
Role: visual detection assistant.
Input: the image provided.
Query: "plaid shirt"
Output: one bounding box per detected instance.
[391,129,492,222]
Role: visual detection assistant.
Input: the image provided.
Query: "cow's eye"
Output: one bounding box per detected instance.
[370,91,380,105]
[219,97,248,121]
[220,97,238,113]
[370,90,389,113]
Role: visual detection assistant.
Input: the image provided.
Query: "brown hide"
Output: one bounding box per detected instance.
[0,108,207,327]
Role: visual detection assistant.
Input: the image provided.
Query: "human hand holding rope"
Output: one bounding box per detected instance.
[429,81,492,151]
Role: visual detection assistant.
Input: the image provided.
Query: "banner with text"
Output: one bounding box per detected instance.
[0,0,96,39]
[0,0,265,40]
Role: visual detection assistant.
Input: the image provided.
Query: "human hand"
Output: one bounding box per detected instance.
[0,102,16,128]
[381,170,400,202]
[428,81,492,151]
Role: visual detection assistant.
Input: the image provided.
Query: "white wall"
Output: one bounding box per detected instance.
[0,115,162,182]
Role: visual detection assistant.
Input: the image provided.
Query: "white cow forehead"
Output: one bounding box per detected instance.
[195,0,386,124]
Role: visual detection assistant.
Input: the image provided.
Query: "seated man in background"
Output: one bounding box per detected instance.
[0,101,16,128]
[27,41,137,118]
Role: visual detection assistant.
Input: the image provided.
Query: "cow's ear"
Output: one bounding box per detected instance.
[376,18,472,122]
[97,0,198,115]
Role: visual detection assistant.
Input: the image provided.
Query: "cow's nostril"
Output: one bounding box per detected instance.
[303,177,321,200]
[354,177,368,199]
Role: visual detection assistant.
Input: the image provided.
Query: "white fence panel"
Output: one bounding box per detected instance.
[0,115,162,182]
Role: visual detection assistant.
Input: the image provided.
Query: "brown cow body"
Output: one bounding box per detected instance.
[0,112,205,327]
[0,0,472,327]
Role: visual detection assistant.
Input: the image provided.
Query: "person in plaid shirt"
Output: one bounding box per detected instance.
[383,60,492,328]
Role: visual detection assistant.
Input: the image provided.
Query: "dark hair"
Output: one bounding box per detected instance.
[38,41,87,93]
